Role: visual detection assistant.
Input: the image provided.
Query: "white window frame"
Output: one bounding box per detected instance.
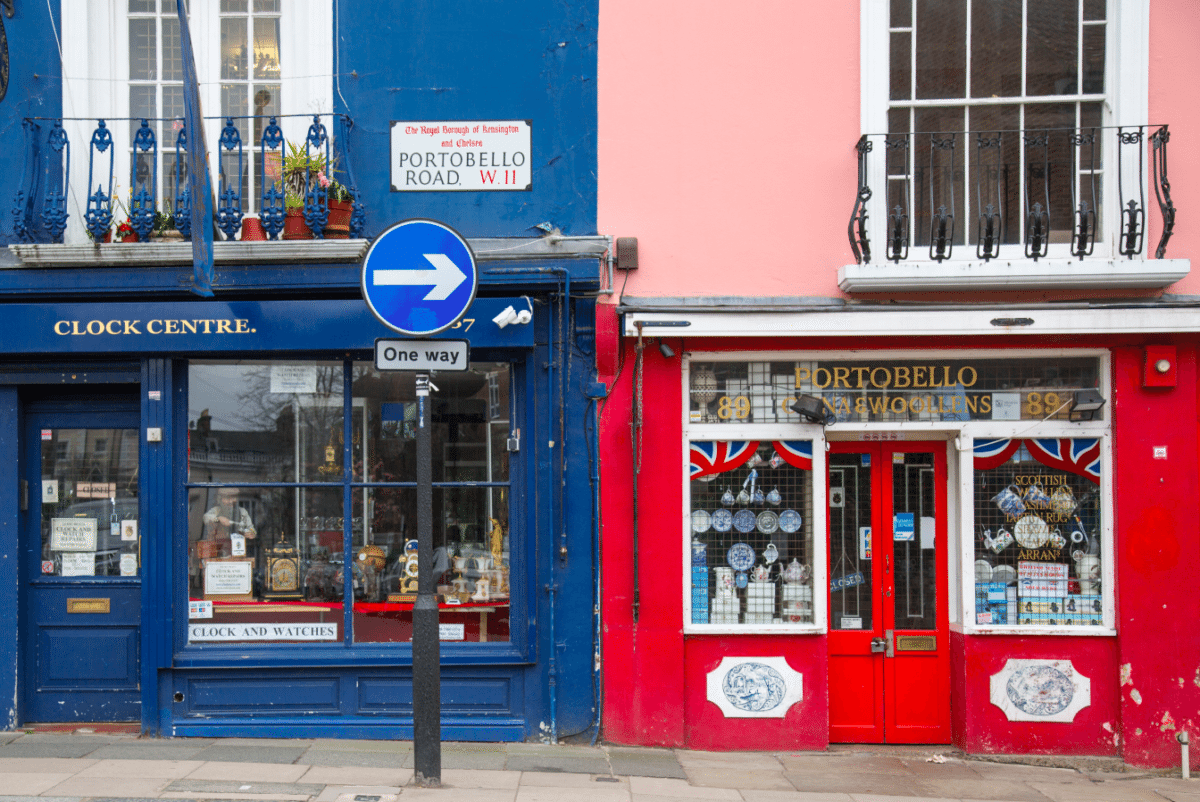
[60,0,332,245]
[681,348,1115,637]
[846,0,1175,291]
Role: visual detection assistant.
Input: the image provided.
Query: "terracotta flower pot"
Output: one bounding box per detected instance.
[323,199,353,239]
[240,216,267,241]
[282,208,312,240]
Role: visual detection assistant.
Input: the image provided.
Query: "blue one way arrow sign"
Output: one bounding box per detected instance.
[361,219,479,336]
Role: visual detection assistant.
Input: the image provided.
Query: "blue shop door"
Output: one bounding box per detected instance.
[22,403,141,722]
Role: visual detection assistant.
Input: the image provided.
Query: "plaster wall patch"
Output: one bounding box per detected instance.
[1120,664,1132,686]
[1130,688,1142,705]
[989,659,1092,723]
[706,656,803,719]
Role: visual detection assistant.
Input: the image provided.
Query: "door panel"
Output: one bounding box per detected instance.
[22,402,141,722]
[828,442,950,744]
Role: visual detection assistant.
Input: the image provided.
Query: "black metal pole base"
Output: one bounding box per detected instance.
[412,597,441,786]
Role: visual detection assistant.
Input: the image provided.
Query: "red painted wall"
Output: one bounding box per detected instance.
[951,632,1121,756]
[1112,344,1200,767]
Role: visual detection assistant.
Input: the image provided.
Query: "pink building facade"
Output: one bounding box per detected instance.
[596,0,1200,767]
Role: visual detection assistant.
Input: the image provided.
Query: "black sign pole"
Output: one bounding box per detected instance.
[412,373,441,786]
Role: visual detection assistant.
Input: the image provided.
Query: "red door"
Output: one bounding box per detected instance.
[827,442,950,743]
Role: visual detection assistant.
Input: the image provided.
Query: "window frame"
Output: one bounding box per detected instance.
[174,354,531,665]
[60,0,332,245]
[859,0,1149,264]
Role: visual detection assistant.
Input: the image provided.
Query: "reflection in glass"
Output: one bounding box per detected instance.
[41,428,140,578]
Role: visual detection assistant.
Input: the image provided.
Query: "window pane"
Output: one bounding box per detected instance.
[968,105,1021,246]
[162,16,182,81]
[690,442,816,626]
[188,487,345,642]
[351,487,512,643]
[1082,24,1105,94]
[188,361,345,484]
[129,85,156,143]
[221,0,247,11]
[829,453,870,630]
[129,18,157,80]
[41,428,140,578]
[253,16,281,79]
[221,17,248,80]
[915,0,965,99]
[912,107,965,248]
[129,0,156,14]
[970,0,1021,99]
[352,363,511,484]
[162,84,184,146]
[1083,0,1105,21]
[893,452,935,630]
[890,0,911,28]
[1024,104,1077,243]
[253,84,280,142]
[254,0,280,11]
[890,31,911,101]
[972,439,1103,627]
[1026,2,1078,95]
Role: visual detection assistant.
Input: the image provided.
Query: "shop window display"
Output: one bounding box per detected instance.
[187,360,512,645]
[689,441,815,627]
[973,438,1103,627]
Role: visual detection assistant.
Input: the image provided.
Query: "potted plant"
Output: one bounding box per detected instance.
[150,210,183,242]
[281,141,326,240]
[324,176,353,239]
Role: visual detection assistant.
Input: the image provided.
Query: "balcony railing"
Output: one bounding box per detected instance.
[848,125,1176,266]
[12,113,365,244]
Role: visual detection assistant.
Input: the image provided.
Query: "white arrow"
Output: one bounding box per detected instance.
[373,253,467,301]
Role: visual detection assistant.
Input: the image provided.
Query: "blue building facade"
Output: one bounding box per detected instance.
[0,0,603,740]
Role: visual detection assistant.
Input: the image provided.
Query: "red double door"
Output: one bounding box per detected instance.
[827,441,951,743]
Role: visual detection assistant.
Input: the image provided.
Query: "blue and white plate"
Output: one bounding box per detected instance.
[711,508,733,532]
[778,509,802,533]
[756,510,779,534]
[732,509,757,533]
[727,542,756,571]
[691,509,711,533]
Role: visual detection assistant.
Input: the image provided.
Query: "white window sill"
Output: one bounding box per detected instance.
[838,258,1190,293]
[962,625,1116,637]
[6,239,370,268]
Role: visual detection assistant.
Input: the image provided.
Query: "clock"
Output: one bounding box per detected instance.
[263,537,304,600]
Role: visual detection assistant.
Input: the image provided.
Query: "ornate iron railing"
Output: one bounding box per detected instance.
[848,125,1175,265]
[12,113,365,244]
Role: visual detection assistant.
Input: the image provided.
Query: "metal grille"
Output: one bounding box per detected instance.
[829,454,873,631]
[893,452,936,630]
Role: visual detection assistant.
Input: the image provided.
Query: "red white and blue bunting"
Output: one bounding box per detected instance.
[772,440,814,470]
[689,441,759,479]
[973,437,1100,484]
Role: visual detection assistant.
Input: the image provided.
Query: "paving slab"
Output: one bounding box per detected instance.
[189,744,310,763]
[0,757,96,774]
[44,774,173,797]
[298,748,414,768]
[962,762,1083,783]
[166,778,324,795]
[73,758,204,778]
[397,788,517,802]
[740,792,855,802]
[505,754,611,775]
[298,763,412,786]
[0,742,107,759]
[314,786,403,802]
[515,786,631,802]
[440,768,523,789]
[1026,781,1168,802]
[307,737,412,753]
[183,760,309,783]
[519,772,628,788]
[917,777,1055,801]
[0,772,76,795]
[898,758,987,780]
[628,775,740,798]
[83,743,212,761]
[402,748,510,770]
[785,771,933,796]
[683,767,795,791]
[607,747,688,779]
[677,750,787,772]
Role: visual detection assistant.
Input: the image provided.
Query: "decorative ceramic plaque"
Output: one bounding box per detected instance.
[989,658,1091,722]
[706,656,803,719]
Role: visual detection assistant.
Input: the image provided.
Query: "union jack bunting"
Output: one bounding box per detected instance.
[689,441,759,479]
[1026,438,1101,484]
[973,438,1021,470]
[772,440,814,470]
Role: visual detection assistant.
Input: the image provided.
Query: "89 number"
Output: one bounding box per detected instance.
[716,395,750,420]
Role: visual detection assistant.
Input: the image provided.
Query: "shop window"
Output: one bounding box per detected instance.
[186,360,512,646]
[972,438,1104,628]
[688,440,816,628]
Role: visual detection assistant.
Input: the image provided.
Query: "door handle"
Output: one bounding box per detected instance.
[870,637,887,653]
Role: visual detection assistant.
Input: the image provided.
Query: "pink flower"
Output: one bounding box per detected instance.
[318,172,330,188]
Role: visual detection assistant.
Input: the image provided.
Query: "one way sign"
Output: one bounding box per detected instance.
[375,339,470,372]
[361,219,478,336]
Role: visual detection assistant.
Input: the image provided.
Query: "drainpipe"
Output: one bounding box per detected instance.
[1180,731,1190,779]
[587,395,603,744]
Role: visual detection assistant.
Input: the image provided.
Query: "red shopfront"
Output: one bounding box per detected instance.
[598,305,1200,768]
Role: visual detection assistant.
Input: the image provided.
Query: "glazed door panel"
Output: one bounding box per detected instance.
[828,442,950,744]
[22,401,141,722]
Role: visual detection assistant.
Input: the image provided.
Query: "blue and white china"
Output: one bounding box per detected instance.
[778,509,802,533]
[756,510,779,534]
[735,571,749,589]
[762,542,779,564]
[727,542,755,571]
[691,509,711,533]
[711,508,733,532]
[732,509,757,533]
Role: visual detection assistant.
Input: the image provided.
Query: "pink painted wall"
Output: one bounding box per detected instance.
[597,1,860,298]
[598,0,1200,299]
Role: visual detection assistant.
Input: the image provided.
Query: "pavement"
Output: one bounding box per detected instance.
[0,730,1193,802]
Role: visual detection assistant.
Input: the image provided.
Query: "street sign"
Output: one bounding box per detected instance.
[375,339,470,372]
[361,219,478,336]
